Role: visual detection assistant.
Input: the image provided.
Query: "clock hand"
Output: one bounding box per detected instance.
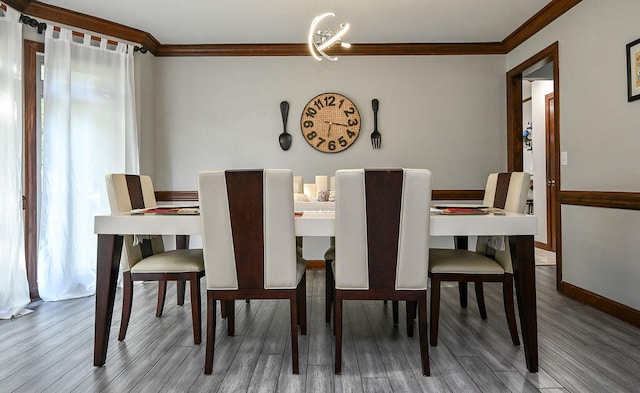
[327,122,332,137]
[324,121,349,127]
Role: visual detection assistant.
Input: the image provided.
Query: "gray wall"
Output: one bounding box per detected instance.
[507,0,640,310]
[139,55,508,191]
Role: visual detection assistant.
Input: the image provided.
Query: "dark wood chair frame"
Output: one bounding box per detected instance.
[119,270,205,345]
[334,289,429,375]
[429,271,520,347]
[205,276,307,374]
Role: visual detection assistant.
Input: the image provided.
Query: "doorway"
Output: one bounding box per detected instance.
[521,70,557,253]
[506,42,562,288]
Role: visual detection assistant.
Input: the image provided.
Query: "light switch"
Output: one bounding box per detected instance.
[560,151,568,165]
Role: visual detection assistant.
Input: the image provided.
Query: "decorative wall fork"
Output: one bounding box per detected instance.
[371,99,381,149]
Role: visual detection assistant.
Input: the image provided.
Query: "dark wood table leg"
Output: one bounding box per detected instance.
[509,235,538,372]
[454,236,469,308]
[94,234,123,367]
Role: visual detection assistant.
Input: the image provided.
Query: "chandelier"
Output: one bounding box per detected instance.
[308,13,351,61]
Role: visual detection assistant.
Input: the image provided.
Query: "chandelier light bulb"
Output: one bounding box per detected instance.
[308,13,351,61]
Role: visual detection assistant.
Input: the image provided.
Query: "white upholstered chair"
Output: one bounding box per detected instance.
[428,172,530,347]
[105,174,205,344]
[482,172,531,212]
[333,168,431,376]
[455,172,531,308]
[197,169,307,375]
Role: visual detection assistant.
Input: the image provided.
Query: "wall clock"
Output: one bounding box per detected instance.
[300,92,361,153]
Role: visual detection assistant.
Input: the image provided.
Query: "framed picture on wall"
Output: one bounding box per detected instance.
[626,37,640,102]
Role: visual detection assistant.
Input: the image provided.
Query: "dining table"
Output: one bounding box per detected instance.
[93,206,538,372]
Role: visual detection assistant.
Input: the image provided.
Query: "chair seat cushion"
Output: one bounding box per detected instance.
[429,248,504,275]
[130,249,204,273]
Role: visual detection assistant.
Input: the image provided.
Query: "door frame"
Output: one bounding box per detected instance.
[24,39,44,299]
[545,92,557,252]
[506,41,562,289]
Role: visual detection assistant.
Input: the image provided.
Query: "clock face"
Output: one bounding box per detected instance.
[300,93,361,153]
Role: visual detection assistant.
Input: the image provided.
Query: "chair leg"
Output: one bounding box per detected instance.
[289,292,300,374]
[177,280,186,306]
[392,300,399,325]
[297,272,307,335]
[334,291,343,375]
[418,294,430,376]
[220,300,227,319]
[119,272,134,341]
[503,274,520,346]
[156,281,167,317]
[204,291,216,374]
[458,281,468,308]
[475,282,488,320]
[429,275,441,346]
[325,259,334,323]
[189,274,202,345]
[226,300,235,336]
[406,300,417,337]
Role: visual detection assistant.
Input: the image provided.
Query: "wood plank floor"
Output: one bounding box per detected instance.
[1,265,639,392]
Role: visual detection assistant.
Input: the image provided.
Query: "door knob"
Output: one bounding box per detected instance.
[547,179,556,186]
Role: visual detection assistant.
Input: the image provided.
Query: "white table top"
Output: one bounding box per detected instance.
[94,210,537,237]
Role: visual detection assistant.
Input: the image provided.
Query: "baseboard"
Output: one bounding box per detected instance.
[306,260,326,269]
[560,281,640,328]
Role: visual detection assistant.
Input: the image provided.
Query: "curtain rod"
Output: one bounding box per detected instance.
[17,13,148,53]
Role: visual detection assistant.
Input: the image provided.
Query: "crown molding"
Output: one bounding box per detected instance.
[502,0,582,52]
[5,0,581,57]
[156,42,506,57]
[3,0,30,9]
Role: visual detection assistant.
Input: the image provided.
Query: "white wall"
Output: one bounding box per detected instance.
[507,0,640,310]
[145,55,508,192]
[134,54,156,178]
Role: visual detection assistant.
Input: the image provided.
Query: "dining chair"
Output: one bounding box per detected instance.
[197,169,307,375]
[456,172,530,309]
[333,168,431,376]
[105,174,205,344]
[428,172,530,347]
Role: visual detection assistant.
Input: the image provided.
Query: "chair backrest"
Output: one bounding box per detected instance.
[334,169,432,291]
[105,174,164,271]
[482,172,531,214]
[479,172,530,273]
[197,169,297,290]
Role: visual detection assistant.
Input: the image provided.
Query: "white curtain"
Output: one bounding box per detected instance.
[0,7,31,319]
[38,27,139,301]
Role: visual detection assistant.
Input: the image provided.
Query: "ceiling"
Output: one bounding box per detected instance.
[34,0,553,45]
